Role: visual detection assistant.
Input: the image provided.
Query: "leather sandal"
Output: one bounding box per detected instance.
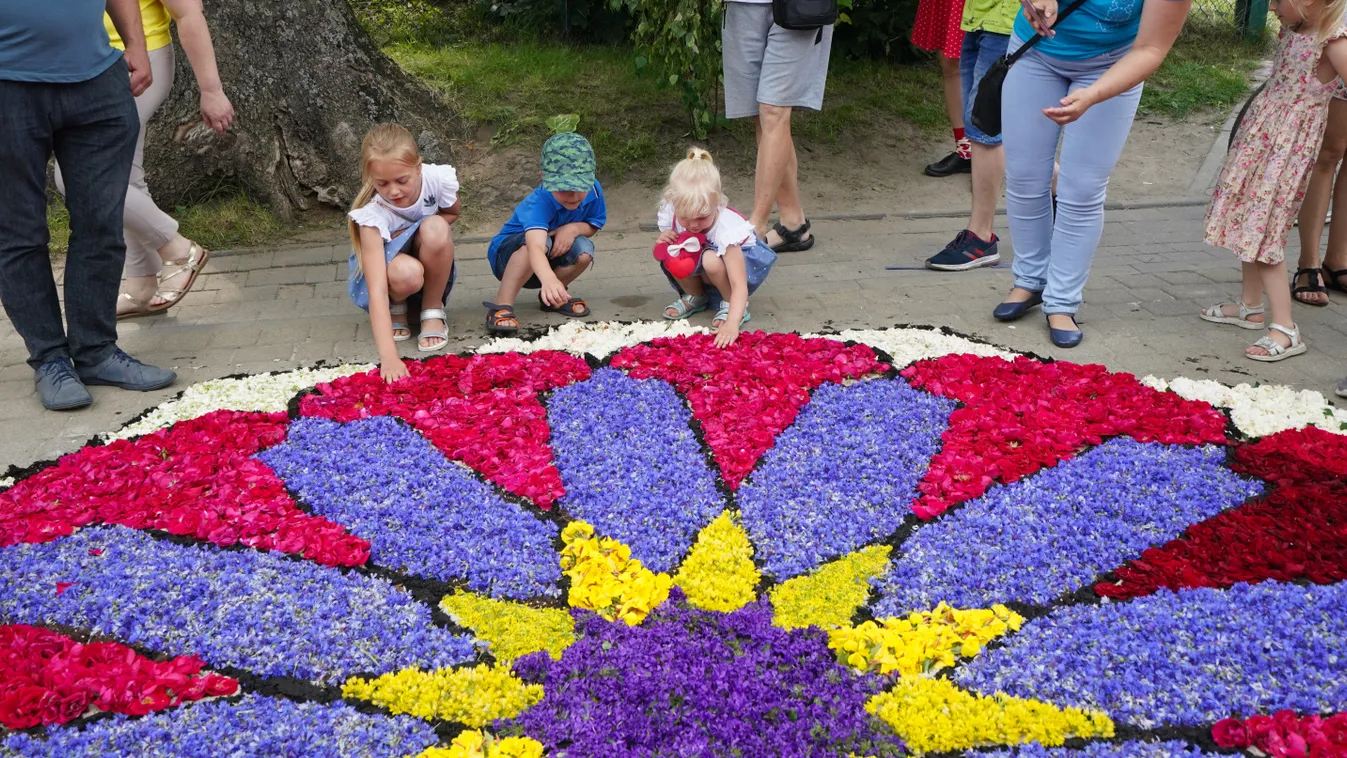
[770,220,815,253]
[116,292,160,320]
[1247,323,1307,362]
[539,294,590,318]
[149,242,209,312]
[1323,266,1347,293]
[1292,267,1329,306]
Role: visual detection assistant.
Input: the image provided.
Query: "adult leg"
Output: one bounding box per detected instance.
[1001,48,1067,304]
[1296,97,1347,303]
[53,64,141,369]
[751,104,798,239]
[1043,58,1143,327]
[0,81,69,369]
[1324,151,1347,277]
[965,32,1009,242]
[940,53,965,134]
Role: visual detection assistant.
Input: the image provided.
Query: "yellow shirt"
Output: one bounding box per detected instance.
[105,0,173,52]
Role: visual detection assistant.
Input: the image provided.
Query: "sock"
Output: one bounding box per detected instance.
[953,128,972,159]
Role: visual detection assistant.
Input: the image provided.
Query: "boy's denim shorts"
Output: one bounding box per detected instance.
[960,30,1012,146]
[490,232,595,289]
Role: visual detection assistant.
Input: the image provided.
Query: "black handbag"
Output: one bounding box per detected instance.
[970,0,1089,137]
[772,0,837,39]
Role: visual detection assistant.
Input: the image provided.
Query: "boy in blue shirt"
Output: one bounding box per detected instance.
[484,132,605,334]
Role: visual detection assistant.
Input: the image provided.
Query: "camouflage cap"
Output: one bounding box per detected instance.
[541,132,596,193]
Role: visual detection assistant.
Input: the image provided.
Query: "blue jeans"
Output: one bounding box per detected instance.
[960,31,1012,146]
[348,220,457,311]
[0,62,138,369]
[489,232,595,288]
[1003,37,1141,315]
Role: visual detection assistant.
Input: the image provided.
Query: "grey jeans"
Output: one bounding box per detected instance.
[0,61,139,369]
[55,44,179,279]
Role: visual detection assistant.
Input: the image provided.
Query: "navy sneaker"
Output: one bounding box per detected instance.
[35,357,93,411]
[77,348,176,392]
[925,230,1000,271]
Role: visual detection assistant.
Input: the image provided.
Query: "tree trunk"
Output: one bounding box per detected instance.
[145,0,463,218]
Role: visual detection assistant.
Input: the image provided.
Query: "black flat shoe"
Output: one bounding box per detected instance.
[924,152,972,178]
[1048,314,1083,349]
[993,291,1043,322]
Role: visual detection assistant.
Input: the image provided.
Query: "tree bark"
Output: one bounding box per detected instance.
[145,0,463,218]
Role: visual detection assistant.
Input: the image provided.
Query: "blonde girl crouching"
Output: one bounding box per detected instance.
[657,148,778,348]
[347,123,460,382]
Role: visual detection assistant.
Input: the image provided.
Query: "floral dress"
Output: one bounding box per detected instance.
[1205,27,1346,264]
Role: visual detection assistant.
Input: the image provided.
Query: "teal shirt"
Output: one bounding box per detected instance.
[0,0,121,83]
[1013,0,1144,60]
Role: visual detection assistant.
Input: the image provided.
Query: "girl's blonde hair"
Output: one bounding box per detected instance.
[662,147,727,221]
[1312,0,1347,42]
[349,123,422,261]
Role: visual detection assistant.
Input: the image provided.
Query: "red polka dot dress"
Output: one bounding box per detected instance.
[912,0,967,58]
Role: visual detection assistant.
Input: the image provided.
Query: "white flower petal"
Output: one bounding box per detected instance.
[1142,374,1347,438]
[476,320,710,359]
[822,328,1017,369]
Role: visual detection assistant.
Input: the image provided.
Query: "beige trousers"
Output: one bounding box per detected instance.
[56,44,179,279]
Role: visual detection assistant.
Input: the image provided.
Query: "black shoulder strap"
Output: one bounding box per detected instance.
[1007,0,1091,64]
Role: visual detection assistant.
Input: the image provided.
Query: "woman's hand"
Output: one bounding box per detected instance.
[380,356,409,384]
[1020,0,1059,36]
[1043,87,1099,125]
[199,88,234,135]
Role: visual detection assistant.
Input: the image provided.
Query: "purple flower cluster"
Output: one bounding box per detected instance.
[510,589,904,756]
[2,693,438,757]
[737,379,953,579]
[548,369,724,572]
[956,581,1347,728]
[873,439,1261,615]
[260,416,560,598]
[0,527,476,685]
[973,741,1220,758]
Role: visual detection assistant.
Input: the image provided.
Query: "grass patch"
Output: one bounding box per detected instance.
[1140,24,1272,118]
[46,192,292,257]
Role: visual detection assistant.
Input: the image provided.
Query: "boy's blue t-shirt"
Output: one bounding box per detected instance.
[488,182,608,266]
[1012,0,1143,60]
[0,1,122,83]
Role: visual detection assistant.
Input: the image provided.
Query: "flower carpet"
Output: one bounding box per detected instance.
[1,320,1345,757]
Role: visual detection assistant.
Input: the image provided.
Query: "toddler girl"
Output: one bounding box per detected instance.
[657,148,777,348]
[348,123,460,382]
[1202,0,1347,362]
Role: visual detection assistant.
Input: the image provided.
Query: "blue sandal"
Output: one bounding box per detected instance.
[664,294,709,320]
[713,302,751,328]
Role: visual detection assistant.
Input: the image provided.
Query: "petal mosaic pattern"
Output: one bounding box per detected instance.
[1,322,1343,756]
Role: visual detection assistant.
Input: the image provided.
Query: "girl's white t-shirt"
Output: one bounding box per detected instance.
[348,163,459,242]
[657,203,757,254]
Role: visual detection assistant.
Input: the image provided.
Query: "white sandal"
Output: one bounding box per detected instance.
[1247,323,1307,362]
[150,242,209,311]
[1200,300,1265,330]
[418,308,448,353]
[389,301,411,342]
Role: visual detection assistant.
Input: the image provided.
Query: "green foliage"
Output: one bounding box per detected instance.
[831,0,924,60]
[46,192,289,256]
[608,0,723,137]
[1139,24,1269,118]
[349,0,460,45]
[547,113,582,133]
[475,0,632,41]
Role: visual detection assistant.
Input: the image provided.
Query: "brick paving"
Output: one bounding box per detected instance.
[3,199,1344,470]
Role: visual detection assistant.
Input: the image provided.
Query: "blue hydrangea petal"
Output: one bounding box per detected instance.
[260,416,560,599]
[548,368,724,572]
[2,694,437,757]
[956,581,1347,727]
[738,379,954,580]
[873,439,1263,614]
[0,527,476,685]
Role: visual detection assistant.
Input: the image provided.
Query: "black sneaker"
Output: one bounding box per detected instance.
[925,230,1000,271]
[924,152,972,178]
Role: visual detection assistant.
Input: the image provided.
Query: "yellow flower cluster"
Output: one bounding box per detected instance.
[342,663,543,727]
[866,676,1115,754]
[828,602,1024,676]
[673,511,761,612]
[440,592,576,662]
[559,521,672,625]
[413,730,545,758]
[770,546,891,630]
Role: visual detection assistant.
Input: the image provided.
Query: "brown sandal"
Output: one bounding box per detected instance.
[483,301,519,334]
[150,242,210,311]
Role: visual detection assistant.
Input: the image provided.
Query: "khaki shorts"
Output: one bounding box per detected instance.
[722,2,834,119]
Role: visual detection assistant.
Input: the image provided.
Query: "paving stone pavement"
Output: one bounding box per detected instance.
[2,200,1343,470]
